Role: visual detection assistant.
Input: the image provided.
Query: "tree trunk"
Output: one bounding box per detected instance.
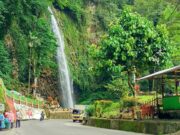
[148,67,155,93]
[28,47,32,94]
[33,58,37,97]
[33,77,38,97]
[128,71,135,97]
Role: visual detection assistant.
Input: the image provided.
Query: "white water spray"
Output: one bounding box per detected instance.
[48,7,74,108]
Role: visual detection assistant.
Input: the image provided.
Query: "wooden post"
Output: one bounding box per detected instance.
[19,96,21,105]
[175,71,178,95]
[26,99,27,106]
[161,76,164,98]
[12,92,14,102]
[156,79,159,114]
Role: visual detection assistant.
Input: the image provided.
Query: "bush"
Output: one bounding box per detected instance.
[95,100,112,117]
[85,104,95,117]
[103,102,120,112]
[86,101,122,119]
[102,110,119,119]
[102,102,121,119]
[91,101,122,119]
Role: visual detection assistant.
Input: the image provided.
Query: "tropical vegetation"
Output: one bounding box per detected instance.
[0,0,179,108]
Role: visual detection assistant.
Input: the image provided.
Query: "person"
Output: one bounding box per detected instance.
[16,110,22,128]
[4,111,14,128]
[4,111,11,129]
[8,111,14,128]
[0,112,5,130]
[27,109,32,120]
[40,111,44,121]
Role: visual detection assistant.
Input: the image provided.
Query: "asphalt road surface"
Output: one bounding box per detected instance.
[0,120,144,135]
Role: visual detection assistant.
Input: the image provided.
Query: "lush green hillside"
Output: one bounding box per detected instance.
[0,0,58,98]
[53,0,179,103]
[0,0,179,104]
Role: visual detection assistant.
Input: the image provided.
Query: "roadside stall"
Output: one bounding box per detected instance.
[136,65,180,118]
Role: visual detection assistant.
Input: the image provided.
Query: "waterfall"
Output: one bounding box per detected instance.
[48,7,74,108]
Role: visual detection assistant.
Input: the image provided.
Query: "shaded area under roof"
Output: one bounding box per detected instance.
[136,65,180,81]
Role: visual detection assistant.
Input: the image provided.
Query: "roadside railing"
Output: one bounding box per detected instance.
[140,97,162,119]
[5,90,45,108]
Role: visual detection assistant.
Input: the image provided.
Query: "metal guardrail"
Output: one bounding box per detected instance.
[140,97,163,119]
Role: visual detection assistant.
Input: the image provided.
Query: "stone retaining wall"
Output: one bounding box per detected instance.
[86,118,180,134]
[49,112,72,119]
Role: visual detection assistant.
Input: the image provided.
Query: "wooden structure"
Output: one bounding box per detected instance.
[136,65,180,118]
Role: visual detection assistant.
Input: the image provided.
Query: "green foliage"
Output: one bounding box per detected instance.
[9,22,29,82]
[0,1,6,29]
[102,110,119,119]
[102,102,121,119]
[131,0,180,65]
[88,10,170,95]
[54,0,85,24]
[0,79,6,103]
[55,0,68,9]
[79,91,118,105]
[85,104,95,116]
[0,41,14,88]
[93,0,120,30]
[90,100,121,118]
[126,0,179,92]
[105,77,129,98]
[30,18,57,77]
[88,9,171,97]
[132,0,166,24]
[57,0,174,103]
[0,0,57,92]
[99,9,170,70]
[0,41,12,75]
[0,0,178,104]
[94,100,113,117]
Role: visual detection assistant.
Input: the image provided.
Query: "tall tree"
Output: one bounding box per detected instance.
[131,0,180,65]
[90,10,170,95]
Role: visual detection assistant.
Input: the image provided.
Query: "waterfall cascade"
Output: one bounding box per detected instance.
[48,7,74,108]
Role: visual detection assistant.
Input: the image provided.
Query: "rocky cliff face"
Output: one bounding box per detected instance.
[38,71,59,100]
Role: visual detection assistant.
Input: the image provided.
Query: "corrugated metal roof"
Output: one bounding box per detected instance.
[136,65,180,81]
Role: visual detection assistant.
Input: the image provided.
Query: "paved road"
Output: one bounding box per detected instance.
[0,120,144,135]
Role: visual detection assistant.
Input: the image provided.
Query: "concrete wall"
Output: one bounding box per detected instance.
[86,118,180,134]
[49,112,72,119]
